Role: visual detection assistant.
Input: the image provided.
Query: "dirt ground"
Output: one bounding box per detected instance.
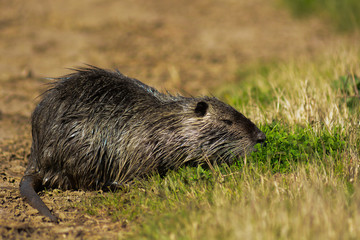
[0,0,357,239]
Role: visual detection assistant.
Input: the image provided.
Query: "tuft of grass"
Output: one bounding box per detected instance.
[281,0,360,32]
[246,122,347,174]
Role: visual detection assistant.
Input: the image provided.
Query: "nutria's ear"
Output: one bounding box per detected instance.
[194,101,208,117]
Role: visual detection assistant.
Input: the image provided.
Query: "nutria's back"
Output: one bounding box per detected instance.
[20,66,266,222]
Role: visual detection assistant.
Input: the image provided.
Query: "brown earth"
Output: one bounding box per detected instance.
[0,0,357,239]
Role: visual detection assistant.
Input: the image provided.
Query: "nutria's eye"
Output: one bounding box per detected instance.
[194,101,208,117]
[221,119,233,126]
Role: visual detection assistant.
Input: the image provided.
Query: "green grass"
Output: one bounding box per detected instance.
[281,0,360,32]
[249,122,347,174]
[77,46,360,239]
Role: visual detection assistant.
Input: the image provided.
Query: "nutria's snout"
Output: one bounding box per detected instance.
[253,131,267,149]
[256,131,266,144]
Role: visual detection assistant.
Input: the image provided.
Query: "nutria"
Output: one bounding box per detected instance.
[20,66,266,222]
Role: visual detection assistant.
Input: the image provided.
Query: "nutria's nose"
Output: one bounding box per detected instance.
[255,131,266,144]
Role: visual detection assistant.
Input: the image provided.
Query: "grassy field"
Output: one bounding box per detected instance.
[76,47,360,239]
[1,0,360,239]
[281,0,360,31]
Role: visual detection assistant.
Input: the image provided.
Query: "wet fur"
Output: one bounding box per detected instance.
[20,66,265,222]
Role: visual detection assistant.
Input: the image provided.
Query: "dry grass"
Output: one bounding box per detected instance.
[136,165,360,240]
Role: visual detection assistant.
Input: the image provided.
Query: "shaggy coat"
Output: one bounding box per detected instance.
[20,67,266,222]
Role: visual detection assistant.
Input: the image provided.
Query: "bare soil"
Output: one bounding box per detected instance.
[0,0,356,239]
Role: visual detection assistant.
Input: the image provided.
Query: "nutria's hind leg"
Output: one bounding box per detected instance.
[20,175,59,223]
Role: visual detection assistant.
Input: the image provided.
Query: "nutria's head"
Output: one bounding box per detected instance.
[180,97,266,164]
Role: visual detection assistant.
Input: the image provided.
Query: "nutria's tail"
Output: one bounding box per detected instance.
[19,175,58,222]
